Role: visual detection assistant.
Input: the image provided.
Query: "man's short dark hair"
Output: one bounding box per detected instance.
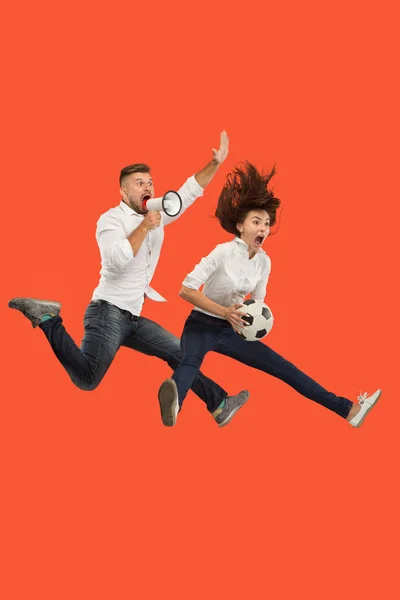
[119,163,151,186]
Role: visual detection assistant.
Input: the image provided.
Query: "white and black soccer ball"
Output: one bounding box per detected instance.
[236,299,273,341]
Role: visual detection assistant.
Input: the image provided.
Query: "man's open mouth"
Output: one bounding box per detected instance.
[141,194,152,208]
[254,235,264,247]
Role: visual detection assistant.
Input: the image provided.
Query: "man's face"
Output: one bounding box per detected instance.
[120,172,155,215]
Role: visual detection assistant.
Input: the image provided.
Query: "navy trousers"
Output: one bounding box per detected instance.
[172,310,353,419]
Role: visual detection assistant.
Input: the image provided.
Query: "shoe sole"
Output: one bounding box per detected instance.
[218,405,241,427]
[158,380,179,427]
[8,298,61,327]
[352,390,382,428]
[217,391,250,427]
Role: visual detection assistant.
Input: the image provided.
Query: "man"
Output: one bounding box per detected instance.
[9,131,249,427]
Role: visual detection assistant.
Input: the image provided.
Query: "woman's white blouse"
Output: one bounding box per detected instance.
[182,237,271,319]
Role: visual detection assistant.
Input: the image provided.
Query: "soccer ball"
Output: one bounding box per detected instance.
[236,299,273,341]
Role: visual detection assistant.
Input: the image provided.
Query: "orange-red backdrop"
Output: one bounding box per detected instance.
[1,1,399,598]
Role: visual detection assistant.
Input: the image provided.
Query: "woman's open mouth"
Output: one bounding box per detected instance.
[254,235,264,247]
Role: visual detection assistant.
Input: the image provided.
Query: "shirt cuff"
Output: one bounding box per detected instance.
[182,274,202,290]
[121,238,134,260]
[186,174,204,197]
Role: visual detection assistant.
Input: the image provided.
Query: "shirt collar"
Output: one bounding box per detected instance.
[233,236,265,258]
[233,237,249,249]
[119,200,142,217]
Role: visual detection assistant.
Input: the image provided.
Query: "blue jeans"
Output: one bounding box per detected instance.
[172,310,353,419]
[39,300,227,412]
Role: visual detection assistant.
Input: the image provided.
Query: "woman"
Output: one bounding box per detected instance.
[158,162,381,427]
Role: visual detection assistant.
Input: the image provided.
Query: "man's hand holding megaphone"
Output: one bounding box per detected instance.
[141,210,161,231]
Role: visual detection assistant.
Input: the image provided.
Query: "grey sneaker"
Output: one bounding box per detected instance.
[214,390,250,427]
[8,297,61,328]
[158,378,179,427]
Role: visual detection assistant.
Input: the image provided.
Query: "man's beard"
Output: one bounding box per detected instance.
[127,197,147,215]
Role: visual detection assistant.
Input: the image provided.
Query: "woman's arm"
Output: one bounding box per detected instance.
[179,286,248,332]
[249,255,272,301]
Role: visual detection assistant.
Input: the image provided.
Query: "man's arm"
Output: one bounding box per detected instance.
[97,211,161,269]
[194,130,229,188]
[127,211,161,256]
[162,131,229,227]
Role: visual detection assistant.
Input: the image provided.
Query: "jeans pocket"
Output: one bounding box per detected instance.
[84,303,101,328]
[103,302,126,323]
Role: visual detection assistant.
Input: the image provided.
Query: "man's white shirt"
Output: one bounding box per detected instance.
[92,175,204,316]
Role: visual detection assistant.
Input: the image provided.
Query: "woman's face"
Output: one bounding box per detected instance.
[238,210,270,255]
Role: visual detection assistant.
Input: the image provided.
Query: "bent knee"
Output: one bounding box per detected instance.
[71,376,102,392]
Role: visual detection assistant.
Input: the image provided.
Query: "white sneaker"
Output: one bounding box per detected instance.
[348,389,382,427]
[158,379,179,427]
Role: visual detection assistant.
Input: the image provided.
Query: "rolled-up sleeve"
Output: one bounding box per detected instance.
[96,214,134,269]
[250,255,271,300]
[163,175,204,226]
[183,244,225,290]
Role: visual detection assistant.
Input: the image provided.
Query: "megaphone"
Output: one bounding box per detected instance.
[142,190,182,217]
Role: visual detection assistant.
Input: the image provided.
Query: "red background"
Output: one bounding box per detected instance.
[1,1,399,598]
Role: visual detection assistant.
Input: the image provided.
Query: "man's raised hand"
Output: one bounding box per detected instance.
[212,130,229,165]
